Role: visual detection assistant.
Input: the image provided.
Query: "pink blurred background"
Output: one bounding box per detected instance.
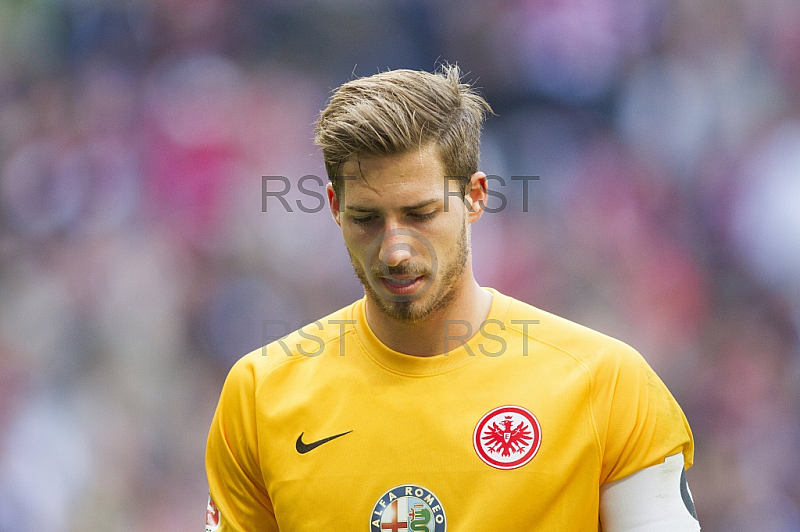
[1,0,799,530]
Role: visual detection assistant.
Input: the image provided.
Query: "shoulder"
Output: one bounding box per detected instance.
[227,299,361,388]
[497,290,645,374]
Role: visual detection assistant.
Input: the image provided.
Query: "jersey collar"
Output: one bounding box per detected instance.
[352,287,511,376]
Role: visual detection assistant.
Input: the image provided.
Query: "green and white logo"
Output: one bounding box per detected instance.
[370,484,446,532]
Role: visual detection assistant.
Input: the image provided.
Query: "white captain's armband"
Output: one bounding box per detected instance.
[599,453,700,531]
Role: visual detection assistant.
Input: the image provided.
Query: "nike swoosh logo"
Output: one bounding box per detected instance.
[296,430,353,454]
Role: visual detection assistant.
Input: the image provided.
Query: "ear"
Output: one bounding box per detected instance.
[464,171,488,224]
[327,182,342,227]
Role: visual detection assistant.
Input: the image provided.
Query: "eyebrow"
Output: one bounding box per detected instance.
[346,199,440,213]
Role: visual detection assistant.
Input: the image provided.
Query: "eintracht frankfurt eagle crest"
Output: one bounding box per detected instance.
[473,405,542,470]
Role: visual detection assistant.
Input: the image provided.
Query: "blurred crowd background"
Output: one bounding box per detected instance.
[1,0,799,530]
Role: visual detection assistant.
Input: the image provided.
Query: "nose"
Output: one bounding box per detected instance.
[378,227,416,267]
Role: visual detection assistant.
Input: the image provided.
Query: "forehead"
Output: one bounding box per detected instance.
[338,145,447,205]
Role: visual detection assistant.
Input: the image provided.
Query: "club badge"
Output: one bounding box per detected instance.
[473,405,542,470]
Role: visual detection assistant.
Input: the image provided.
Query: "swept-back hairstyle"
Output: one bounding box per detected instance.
[314,65,493,195]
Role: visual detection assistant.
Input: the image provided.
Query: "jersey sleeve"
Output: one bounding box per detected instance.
[205,355,278,531]
[592,342,695,485]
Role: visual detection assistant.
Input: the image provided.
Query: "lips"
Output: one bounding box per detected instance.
[380,275,425,295]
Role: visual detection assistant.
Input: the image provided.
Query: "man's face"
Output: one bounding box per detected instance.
[328,145,479,322]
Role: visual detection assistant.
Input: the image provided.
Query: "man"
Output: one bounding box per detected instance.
[205,66,701,531]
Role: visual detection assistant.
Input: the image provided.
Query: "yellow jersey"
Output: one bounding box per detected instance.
[205,288,694,531]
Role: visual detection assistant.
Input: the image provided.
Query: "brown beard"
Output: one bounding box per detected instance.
[347,220,469,323]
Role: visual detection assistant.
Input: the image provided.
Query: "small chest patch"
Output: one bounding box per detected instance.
[473,405,542,470]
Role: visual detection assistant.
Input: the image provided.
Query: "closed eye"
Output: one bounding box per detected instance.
[349,210,436,225]
[351,215,377,225]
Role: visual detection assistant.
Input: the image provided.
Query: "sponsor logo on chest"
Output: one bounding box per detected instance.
[370,484,446,532]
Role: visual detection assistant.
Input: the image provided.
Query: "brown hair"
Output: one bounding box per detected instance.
[314,65,493,195]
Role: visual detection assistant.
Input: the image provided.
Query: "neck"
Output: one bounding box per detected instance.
[364,272,493,357]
